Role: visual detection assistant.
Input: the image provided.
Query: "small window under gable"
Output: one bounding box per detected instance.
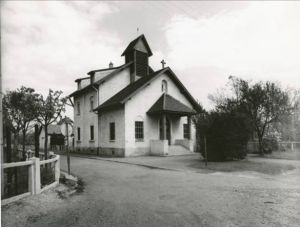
[77,102,80,115]
[162,80,168,93]
[90,96,94,111]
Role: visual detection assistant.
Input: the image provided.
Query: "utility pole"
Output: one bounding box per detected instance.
[66,122,70,175]
[61,120,71,175]
[204,136,207,166]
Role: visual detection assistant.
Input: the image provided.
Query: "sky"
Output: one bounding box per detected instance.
[2,1,300,118]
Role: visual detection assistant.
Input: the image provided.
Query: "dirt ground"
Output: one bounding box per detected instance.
[2,153,300,226]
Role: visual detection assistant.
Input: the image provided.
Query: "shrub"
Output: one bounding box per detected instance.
[202,111,251,161]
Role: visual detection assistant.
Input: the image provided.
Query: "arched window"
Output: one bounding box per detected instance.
[161,80,168,93]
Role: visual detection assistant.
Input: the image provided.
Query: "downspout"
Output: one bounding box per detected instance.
[91,84,100,155]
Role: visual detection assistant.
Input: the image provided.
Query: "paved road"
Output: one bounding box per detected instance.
[2,154,300,226]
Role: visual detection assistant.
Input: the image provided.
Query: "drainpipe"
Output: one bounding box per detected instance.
[91,85,100,155]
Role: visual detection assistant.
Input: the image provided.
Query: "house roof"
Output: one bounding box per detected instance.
[69,62,133,97]
[47,125,62,135]
[147,94,196,116]
[87,65,122,76]
[75,76,89,83]
[57,116,73,125]
[94,67,201,113]
[121,34,153,57]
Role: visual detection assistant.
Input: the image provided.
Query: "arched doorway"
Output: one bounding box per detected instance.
[159,116,171,145]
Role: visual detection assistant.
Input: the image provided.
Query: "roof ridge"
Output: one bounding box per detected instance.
[87,62,128,75]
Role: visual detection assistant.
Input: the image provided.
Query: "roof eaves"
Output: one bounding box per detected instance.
[69,62,132,97]
[165,68,202,112]
[121,34,153,57]
[75,76,89,83]
[94,61,133,86]
[87,65,122,76]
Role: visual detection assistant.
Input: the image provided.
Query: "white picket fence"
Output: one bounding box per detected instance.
[1,152,60,205]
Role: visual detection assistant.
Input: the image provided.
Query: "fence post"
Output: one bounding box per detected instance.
[30,157,41,194]
[55,155,60,182]
[28,162,34,195]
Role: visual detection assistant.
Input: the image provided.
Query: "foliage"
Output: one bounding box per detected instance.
[228,76,294,155]
[194,100,252,161]
[34,89,66,159]
[2,86,39,159]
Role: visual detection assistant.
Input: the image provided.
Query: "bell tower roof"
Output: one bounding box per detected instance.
[121,34,153,57]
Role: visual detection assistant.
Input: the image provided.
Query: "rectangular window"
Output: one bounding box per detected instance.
[135,121,144,140]
[90,125,94,140]
[77,127,81,141]
[77,102,80,115]
[110,122,115,141]
[183,124,190,139]
[90,96,94,111]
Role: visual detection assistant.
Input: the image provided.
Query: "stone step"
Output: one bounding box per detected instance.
[167,145,194,156]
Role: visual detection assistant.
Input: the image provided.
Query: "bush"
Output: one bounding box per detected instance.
[196,109,252,161]
[262,138,278,154]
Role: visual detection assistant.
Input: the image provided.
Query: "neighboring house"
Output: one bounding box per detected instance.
[39,117,74,151]
[69,34,201,157]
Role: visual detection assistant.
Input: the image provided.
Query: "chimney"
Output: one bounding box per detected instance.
[109,62,113,68]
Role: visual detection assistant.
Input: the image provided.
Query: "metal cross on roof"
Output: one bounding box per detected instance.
[161,59,166,69]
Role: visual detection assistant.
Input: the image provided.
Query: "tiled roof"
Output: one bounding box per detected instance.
[94,67,201,113]
[147,94,196,116]
[121,34,153,57]
[69,62,133,97]
[57,116,73,125]
[47,125,62,135]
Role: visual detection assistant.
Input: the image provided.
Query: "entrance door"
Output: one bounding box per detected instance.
[166,118,171,145]
[159,117,171,145]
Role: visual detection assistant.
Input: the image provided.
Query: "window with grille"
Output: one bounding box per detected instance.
[135,121,144,140]
[110,122,115,141]
[77,127,81,141]
[183,124,190,139]
[90,125,94,140]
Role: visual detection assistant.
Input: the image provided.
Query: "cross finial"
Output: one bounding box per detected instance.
[137,27,139,36]
[161,59,166,69]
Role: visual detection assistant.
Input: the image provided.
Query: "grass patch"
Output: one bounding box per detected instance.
[196,158,296,175]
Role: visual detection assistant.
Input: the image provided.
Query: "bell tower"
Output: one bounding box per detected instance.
[121,34,153,83]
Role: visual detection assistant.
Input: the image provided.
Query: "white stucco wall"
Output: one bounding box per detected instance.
[124,72,196,156]
[73,89,99,150]
[98,68,131,105]
[99,108,125,149]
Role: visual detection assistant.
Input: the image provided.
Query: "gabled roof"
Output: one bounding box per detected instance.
[121,34,153,57]
[57,116,73,125]
[94,67,201,113]
[147,94,196,116]
[47,125,62,135]
[69,62,133,97]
